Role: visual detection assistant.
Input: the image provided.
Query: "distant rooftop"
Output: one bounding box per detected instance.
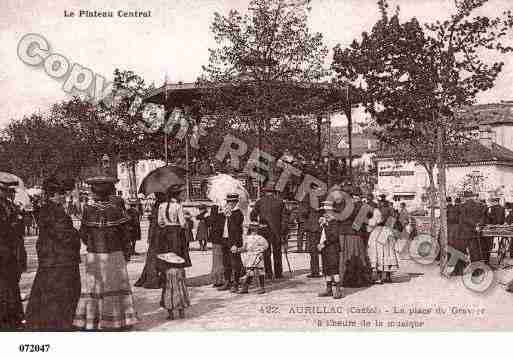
[458,101,513,127]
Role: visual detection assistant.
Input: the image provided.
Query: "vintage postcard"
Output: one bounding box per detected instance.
[1,0,513,351]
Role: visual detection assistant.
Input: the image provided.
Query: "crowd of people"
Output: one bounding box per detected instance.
[9,162,513,331]
[446,192,513,277]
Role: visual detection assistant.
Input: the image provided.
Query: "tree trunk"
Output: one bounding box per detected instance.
[127,161,137,199]
[426,168,437,240]
[316,114,322,161]
[436,123,448,273]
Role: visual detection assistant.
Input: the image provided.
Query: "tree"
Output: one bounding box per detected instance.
[373,120,469,238]
[333,0,513,271]
[1,69,162,190]
[0,112,89,186]
[198,0,332,171]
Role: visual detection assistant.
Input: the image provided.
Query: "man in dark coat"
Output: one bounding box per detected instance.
[217,193,245,292]
[447,197,465,275]
[0,180,25,330]
[251,181,288,280]
[299,183,323,278]
[458,191,488,263]
[485,198,506,264]
[126,199,142,256]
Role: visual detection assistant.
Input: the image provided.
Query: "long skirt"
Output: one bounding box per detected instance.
[339,234,372,287]
[73,251,138,330]
[210,244,225,284]
[160,226,192,267]
[25,265,81,330]
[367,226,400,273]
[135,217,161,289]
[196,221,208,244]
[160,268,190,311]
[0,267,23,330]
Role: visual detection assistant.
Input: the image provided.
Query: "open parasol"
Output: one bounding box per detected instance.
[138,165,186,196]
[0,172,32,211]
[27,187,43,197]
[206,173,249,215]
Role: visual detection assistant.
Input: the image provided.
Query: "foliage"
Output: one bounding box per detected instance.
[332,0,513,257]
[198,0,333,151]
[0,69,164,185]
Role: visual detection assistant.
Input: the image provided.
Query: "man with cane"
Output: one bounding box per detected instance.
[251,181,289,280]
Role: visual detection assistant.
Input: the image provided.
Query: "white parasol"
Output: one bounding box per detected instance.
[206,173,249,216]
[27,187,43,197]
[0,172,32,211]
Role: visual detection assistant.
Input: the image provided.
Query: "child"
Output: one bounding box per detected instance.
[156,252,191,320]
[317,201,343,299]
[236,222,269,294]
[196,204,209,251]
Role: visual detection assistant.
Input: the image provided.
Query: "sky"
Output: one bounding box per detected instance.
[0,0,512,128]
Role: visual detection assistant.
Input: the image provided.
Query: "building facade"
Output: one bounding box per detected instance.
[116,159,165,199]
[375,102,513,209]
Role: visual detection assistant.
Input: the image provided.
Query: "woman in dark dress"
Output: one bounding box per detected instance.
[25,177,81,330]
[0,180,25,330]
[135,192,166,289]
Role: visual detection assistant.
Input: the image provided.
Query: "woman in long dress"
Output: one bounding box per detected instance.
[367,205,399,283]
[73,181,138,330]
[156,187,191,266]
[25,177,81,330]
[0,180,24,330]
[134,192,166,289]
[333,185,372,288]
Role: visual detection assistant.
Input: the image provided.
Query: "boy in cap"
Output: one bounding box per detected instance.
[219,193,245,293]
[317,200,343,299]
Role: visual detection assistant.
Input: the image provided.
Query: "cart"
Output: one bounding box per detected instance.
[480,225,513,266]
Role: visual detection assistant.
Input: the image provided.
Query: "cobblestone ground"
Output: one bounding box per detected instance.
[19,223,513,331]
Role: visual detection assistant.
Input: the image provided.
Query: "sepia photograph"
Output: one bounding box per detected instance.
[1,0,513,355]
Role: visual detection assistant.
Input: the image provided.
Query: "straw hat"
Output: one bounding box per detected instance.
[319,200,335,211]
[156,252,185,264]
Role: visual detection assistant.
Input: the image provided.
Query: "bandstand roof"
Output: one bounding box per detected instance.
[143,81,359,116]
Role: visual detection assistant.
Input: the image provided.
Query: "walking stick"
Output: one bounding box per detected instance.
[282,234,294,278]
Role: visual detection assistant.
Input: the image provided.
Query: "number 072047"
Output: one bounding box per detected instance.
[18,344,50,352]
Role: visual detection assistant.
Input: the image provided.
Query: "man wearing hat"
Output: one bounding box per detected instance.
[126,199,142,256]
[458,191,488,265]
[299,182,323,278]
[217,193,245,292]
[0,179,25,329]
[251,180,289,280]
[485,197,506,264]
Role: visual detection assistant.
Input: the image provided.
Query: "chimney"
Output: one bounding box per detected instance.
[479,125,493,149]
